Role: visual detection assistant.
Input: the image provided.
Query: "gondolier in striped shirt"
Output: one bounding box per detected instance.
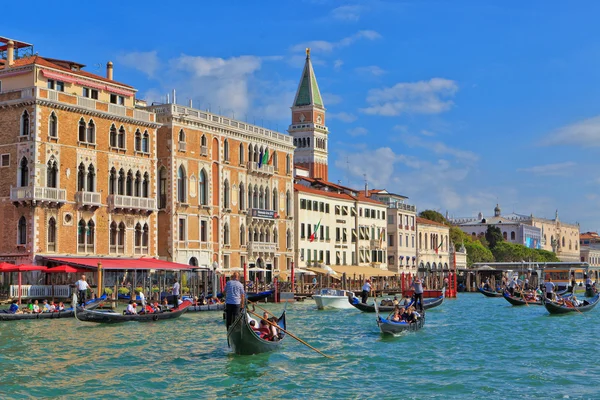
[75,274,91,307]
[225,272,246,330]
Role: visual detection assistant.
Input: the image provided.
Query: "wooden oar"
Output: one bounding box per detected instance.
[247,309,333,359]
[519,285,529,307]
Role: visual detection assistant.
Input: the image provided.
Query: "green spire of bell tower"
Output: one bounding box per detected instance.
[293,48,324,108]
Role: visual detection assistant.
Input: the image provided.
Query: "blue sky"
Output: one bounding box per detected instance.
[6,1,600,231]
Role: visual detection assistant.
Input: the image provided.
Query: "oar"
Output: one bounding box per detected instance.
[247,309,333,359]
[519,285,529,307]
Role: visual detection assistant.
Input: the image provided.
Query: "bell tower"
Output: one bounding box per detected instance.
[289,48,329,180]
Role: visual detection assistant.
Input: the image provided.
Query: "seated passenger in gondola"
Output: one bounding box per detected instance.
[8,300,19,314]
[483,278,491,291]
[391,307,404,322]
[571,296,582,307]
[405,307,418,323]
[258,319,274,340]
[41,300,51,313]
[32,300,40,313]
[48,302,56,312]
[57,302,65,311]
[125,300,137,315]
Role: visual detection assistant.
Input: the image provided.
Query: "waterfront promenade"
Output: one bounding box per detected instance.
[0,293,598,399]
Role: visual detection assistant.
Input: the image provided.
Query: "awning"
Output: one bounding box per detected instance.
[42,257,193,271]
[76,79,106,90]
[295,268,316,276]
[330,265,397,277]
[41,69,77,83]
[106,86,135,97]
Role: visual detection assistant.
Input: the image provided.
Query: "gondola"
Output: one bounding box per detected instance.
[0,294,107,321]
[227,307,286,355]
[542,293,600,315]
[477,287,504,298]
[585,287,597,298]
[502,291,542,306]
[374,301,425,335]
[187,303,225,312]
[74,299,192,323]
[349,293,444,313]
[247,290,274,302]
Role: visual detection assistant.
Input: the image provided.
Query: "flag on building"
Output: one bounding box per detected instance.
[435,237,444,254]
[309,219,321,242]
[261,149,269,167]
[267,151,274,165]
[258,148,264,168]
[379,230,385,247]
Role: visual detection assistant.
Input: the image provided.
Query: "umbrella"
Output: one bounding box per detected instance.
[45,265,87,274]
[0,265,48,304]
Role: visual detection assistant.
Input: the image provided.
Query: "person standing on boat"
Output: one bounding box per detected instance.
[171,278,180,309]
[75,274,92,307]
[544,277,555,300]
[225,272,245,330]
[411,277,424,312]
[585,275,593,291]
[361,280,372,304]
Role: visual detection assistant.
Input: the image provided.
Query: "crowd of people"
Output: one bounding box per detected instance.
[4,299,67,314]
[389,305,420,324]
[249,311,282,341]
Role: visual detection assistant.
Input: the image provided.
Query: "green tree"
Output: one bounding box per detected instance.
[492,241,529,262]
[418,210,449,225]
[485,225,504,249]
[449,226,468,246]
[532,248,560,262]
[464,240,495,266]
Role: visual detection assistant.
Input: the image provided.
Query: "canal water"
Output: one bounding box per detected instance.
[0,293,598,399]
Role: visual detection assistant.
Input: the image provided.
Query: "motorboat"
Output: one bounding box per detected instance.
[313,288,355,310]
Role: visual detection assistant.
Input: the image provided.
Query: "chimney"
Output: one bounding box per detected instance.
[172,89,176,105]
[189,99,193,108]
[364,180,369,197]
[106,61,113,80]
[7,40,14,67]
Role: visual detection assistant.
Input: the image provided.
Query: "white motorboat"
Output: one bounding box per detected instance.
[313,288,355,310]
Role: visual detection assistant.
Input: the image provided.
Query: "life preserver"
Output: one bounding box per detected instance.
[152,314,159,321]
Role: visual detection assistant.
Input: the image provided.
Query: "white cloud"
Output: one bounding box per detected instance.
[360,78,459,116]
[517,162,576,176]
[335,147,398,187]
[347,127,368,137]
[334,59,344,70]
[400,134,479,163]
[331,5,363,21]
[356,65,386,76]
[291,30,382,54]
[117,50,160,78]
[322,92,342,105]
[329,112,357,123]
[546,116,600,147]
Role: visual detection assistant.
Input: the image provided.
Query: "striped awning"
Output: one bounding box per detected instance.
[41,69,77,83]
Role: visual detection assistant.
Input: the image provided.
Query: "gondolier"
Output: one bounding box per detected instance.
[544,277,555,300]
[225,272,245,330]
[75,274,91,307]
[411,277,424,312]
[361,280,372,304]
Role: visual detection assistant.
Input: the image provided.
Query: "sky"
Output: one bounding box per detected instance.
[5,1,600,231]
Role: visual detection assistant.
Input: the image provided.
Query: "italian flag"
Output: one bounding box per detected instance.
[261,149,269,167]
[435,237,443,254]
[309,219,321,242]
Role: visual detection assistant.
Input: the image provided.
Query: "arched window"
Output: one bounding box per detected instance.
[224,223,230,245]
[224,179,230,208]
[118,126,126,148]
[49,112,58,138]
[258,186,264,209]
[87,164,95,192]
[135,223,142,252]
[142,131,149,153]
[178,129,186,143]
[19,157,28,187]
[253,186,258,209]
[273,227,278,244]
[510,231,516,240]
[253,145,259,162]
[266,229,271,243]
[307,138,310,147]
[46,160,58,188]
[224,139,229,161]
[569,240,572,250]
[265,187,270,210]
[273,151,278,170]
[287,229,292,249]
[134,171,141,197]
[419,232,422,249]
[118,222,126,253]
[110,221,118,253]
[424,233,428,250]
[134,129,141,152]
[286,154,291,174]
[87,220,95,250]
[21,110,30,136]
[562,237,565,248]
[78,118,86,142]
[77,163,86,191]
[18,216,27,244]
[239,183,245,210]
[86,119,95,143]
[126,170,134,196]
[239,143,245,164]
[252,227,258,242]
[240,224,246,246]
[110,124,117,147]
[47,217,57,251]
[247,184,253,210]
[248,144,253,163]
[199,169,207,205]
[201,134,207,147]
[177,165,186,202]
[142,223,149,253]
[503,232,508,240]
[158,167,167,208]
[272,188,278,211]
[286,190,291,216]
[259,228,265,243]
[77,219,86,250]
[118,168,125,195]
[142,172,149,198]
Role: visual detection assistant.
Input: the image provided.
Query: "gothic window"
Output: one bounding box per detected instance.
[224,139,229,161]
[248,144,253,163]
[224,179,230,208]
[307,137,310,147]
[110,124,117,147]
[110,221,118,253]
[118,168,125,195]
[87,164,96,192]
[273,151,278,170]
[259,228,265,243]
[287,229,292,249]
[253,186,258,209]
[142,223,149,254]
[510,231,516,240]
[18,216,27,244]
[199,169,207,205]
[142,131,150,153]
[77,163,86,191]
[178,129,186,143]
[177,165,186,203]
[286,154,291,174]
[272,188,278,211]
[247,184,253,210]
[240,224,245,246]
[126,170,134,196]
[86,119,95,143]
[87,220,95,249]
[239,183,245,210]
[118,222,126,253]
[134,171,141,197]
[49,112,58,138]
[158,167,167,208]
[253,145,259,162]
[143,172,149,198]
[286,190,291,216]
[259,187,264,209]
[224,223,230,245]
[46,159,58,188]
[239,143,245,164]
[265,187,270,210]
[118,126,126,149]
[273,227,278,244]
[135,129,142,152]
[19,157,28,187]
[266,229,271,243]
[78,118,86,142]
[21,110,30,136]
[135,223,142,253]
[201,134,207,147]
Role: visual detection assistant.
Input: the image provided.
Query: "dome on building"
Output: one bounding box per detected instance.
[494,203,501,217]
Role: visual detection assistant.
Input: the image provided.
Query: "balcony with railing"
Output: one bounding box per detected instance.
[249,242,277,253]
[248,161,274,176]
[200,145,208,156]
[387,202,417,212]
[75,191,102,210]
[370,239,385,249]
[10,186,67,207]
[107,194,156,214]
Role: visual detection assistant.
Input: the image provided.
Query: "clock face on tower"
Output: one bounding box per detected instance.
[316,115,322,124]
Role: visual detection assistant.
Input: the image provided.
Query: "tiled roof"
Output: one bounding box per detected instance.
[580,232,599,239]
[416,217,448,228]
[0,55,134,89]
[294,178,386,206]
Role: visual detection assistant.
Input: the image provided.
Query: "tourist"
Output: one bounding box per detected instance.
[249,320,260,331]
[48,302,56,312]
[32,300,40,313]
[411,277,424,312]
[405,307,418,323]
[571,296,582,307]
[8,300,19,314]
[391,307,402,322]
[24,301,33,313]
[361,280,372,304]
[392,296,399,306]
[58,302,65,311]
[224,272,245,330]
[41,300,51,312]
[75,274,92,307]
[125,300,137,315]
[402,295,412,306]
[483,278,491,291]
[544,278,555,300]
[524,278,530,291]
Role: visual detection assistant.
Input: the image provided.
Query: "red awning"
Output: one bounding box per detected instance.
[105,86,134,97]
[40,69,78,83]
[45,265,89,274]
[75,79,106,90]
[43,257,193,271]
[0,264,48,273]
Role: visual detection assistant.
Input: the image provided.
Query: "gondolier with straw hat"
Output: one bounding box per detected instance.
[225,271,245,330]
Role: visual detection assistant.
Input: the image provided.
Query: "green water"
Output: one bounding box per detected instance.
[0,294,598,399]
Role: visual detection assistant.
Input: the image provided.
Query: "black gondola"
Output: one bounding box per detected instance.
[0,294,107,322]
[502,291,542,306]
[349,293,444,312]
[477,287,504,297]
[374,301,425,335]
[74,300,192,323]
[227,308,286,355]
[187,303,225,312]
[542,293,600,315]
[247,290,274,302]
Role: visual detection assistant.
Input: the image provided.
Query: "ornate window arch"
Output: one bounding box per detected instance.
[48,112,58,138]
[47,217,57,252]
[177,165,187,203]
[18,216,27,244]
[118,125,126,148]
[110,124,117,147]
[199,169,208,205]
[21,110,30,136]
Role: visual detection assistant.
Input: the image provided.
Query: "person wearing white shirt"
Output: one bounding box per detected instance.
[361,280,372,304]
[75,274,92,307]
[171,278,181,309]
[125,301,137,315]
[544,278,555,300]
[137,290,146,308]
